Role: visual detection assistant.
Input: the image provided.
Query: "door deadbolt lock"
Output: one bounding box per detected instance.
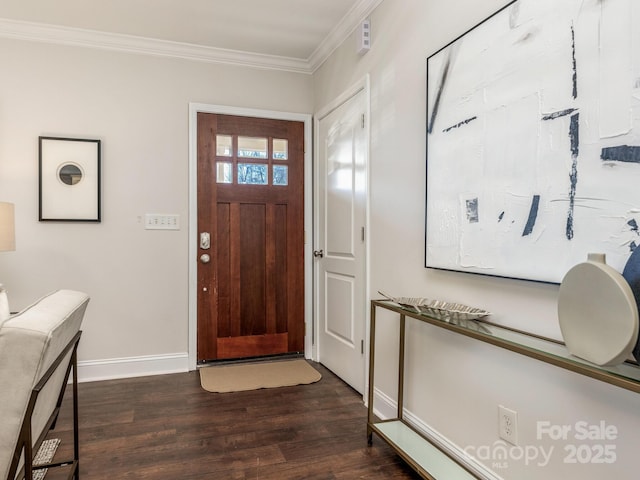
[200,232,211,250]
[200,254,211,264]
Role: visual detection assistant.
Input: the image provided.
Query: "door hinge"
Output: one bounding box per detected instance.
[361,114,365,129]
[361,226,365,242]
[361,339,364,354]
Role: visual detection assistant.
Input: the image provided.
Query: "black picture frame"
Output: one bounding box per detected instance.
[425,0,640,283]
[39,136,101,222]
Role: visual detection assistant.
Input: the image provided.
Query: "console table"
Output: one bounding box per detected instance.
[366,299,640,479]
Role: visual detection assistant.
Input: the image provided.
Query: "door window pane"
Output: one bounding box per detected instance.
[216,135,232,156]
[216,162,233,183]
[238,137,268,159]
[238,163,268,185]
[273,139,288,160]
[273,165,288,186]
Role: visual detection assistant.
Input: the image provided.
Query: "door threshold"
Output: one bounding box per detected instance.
[197,352,304,368]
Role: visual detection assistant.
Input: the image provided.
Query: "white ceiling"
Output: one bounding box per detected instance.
[0,0,381,72]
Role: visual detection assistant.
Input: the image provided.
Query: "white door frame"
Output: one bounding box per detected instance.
[187,103,313,369]
[313,75,371,393]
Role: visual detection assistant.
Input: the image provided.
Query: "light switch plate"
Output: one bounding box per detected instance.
[144,214,180,230]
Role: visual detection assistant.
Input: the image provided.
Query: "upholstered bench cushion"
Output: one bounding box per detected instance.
[0,285,9,323]
[0,289,89,480]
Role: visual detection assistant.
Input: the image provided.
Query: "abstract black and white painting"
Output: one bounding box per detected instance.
[426,0,640,283]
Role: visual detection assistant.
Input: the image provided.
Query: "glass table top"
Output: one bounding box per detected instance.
[373,420,477,479]
[373,300,640,392]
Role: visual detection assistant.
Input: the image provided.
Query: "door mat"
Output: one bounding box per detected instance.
[199,359,321,393]
[33,438,61,480]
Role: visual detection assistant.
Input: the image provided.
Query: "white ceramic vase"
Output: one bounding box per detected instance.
[558,253,639,366]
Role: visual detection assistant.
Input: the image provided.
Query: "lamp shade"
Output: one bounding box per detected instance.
[0,202,15,252]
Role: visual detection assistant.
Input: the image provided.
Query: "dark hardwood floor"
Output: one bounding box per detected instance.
[45,361,421,479]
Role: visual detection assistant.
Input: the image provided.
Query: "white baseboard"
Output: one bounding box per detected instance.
[372,388,503,480]
[77,352,189,383]
[371,386,399,419]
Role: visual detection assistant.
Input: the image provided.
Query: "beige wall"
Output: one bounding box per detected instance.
[313,0,640,478]
[0,38,313,367]
[0,2,639,477]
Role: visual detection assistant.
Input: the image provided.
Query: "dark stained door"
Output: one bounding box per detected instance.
[197,113,305,361]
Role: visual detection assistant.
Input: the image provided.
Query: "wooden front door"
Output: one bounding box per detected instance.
[197,113,305,362]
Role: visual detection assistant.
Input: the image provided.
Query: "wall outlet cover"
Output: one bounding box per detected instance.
[498,405,518,445]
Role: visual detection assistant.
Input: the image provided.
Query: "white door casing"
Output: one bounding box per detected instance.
[314,78,369,394]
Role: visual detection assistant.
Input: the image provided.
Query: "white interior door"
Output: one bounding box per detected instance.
[315,84,368,393]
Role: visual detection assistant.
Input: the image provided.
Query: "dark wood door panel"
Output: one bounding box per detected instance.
[197,112,304,362]
[239,203,267,336]
[215,114,293,137]
[215,202,231,338]
[217,333,288,359]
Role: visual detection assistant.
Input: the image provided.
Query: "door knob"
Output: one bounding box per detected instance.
[200,254,211,263]
[313,250,324,258]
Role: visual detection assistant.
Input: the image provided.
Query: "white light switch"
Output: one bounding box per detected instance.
[144,214,180,230]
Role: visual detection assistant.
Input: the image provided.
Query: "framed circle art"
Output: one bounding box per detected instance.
[38,136,101,222]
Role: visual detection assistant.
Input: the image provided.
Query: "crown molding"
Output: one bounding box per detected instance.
[0,0,385,75]
[307,0,385,72]
[0,18,311,74]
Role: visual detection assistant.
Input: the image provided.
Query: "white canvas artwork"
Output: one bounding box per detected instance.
[425,0,640,283]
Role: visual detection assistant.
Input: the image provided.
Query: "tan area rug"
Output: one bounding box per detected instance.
[199,359,321,393]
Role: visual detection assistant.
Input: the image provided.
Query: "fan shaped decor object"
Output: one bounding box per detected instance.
[558,253,639,366]
[378,291,490,322]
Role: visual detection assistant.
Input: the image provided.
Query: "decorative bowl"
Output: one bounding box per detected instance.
[378,291,490,322]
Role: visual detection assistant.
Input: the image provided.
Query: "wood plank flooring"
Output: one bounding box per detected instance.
[45,361,421,479]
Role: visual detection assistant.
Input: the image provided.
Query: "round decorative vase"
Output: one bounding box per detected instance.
[558,253,639,366]
[622,247,640,362]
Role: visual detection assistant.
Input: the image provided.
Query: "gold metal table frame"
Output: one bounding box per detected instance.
[366,299,640,479]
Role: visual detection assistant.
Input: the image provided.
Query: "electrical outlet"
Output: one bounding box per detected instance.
[498,405,518,445]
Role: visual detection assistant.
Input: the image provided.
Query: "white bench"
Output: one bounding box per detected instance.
[0,289,89,480]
